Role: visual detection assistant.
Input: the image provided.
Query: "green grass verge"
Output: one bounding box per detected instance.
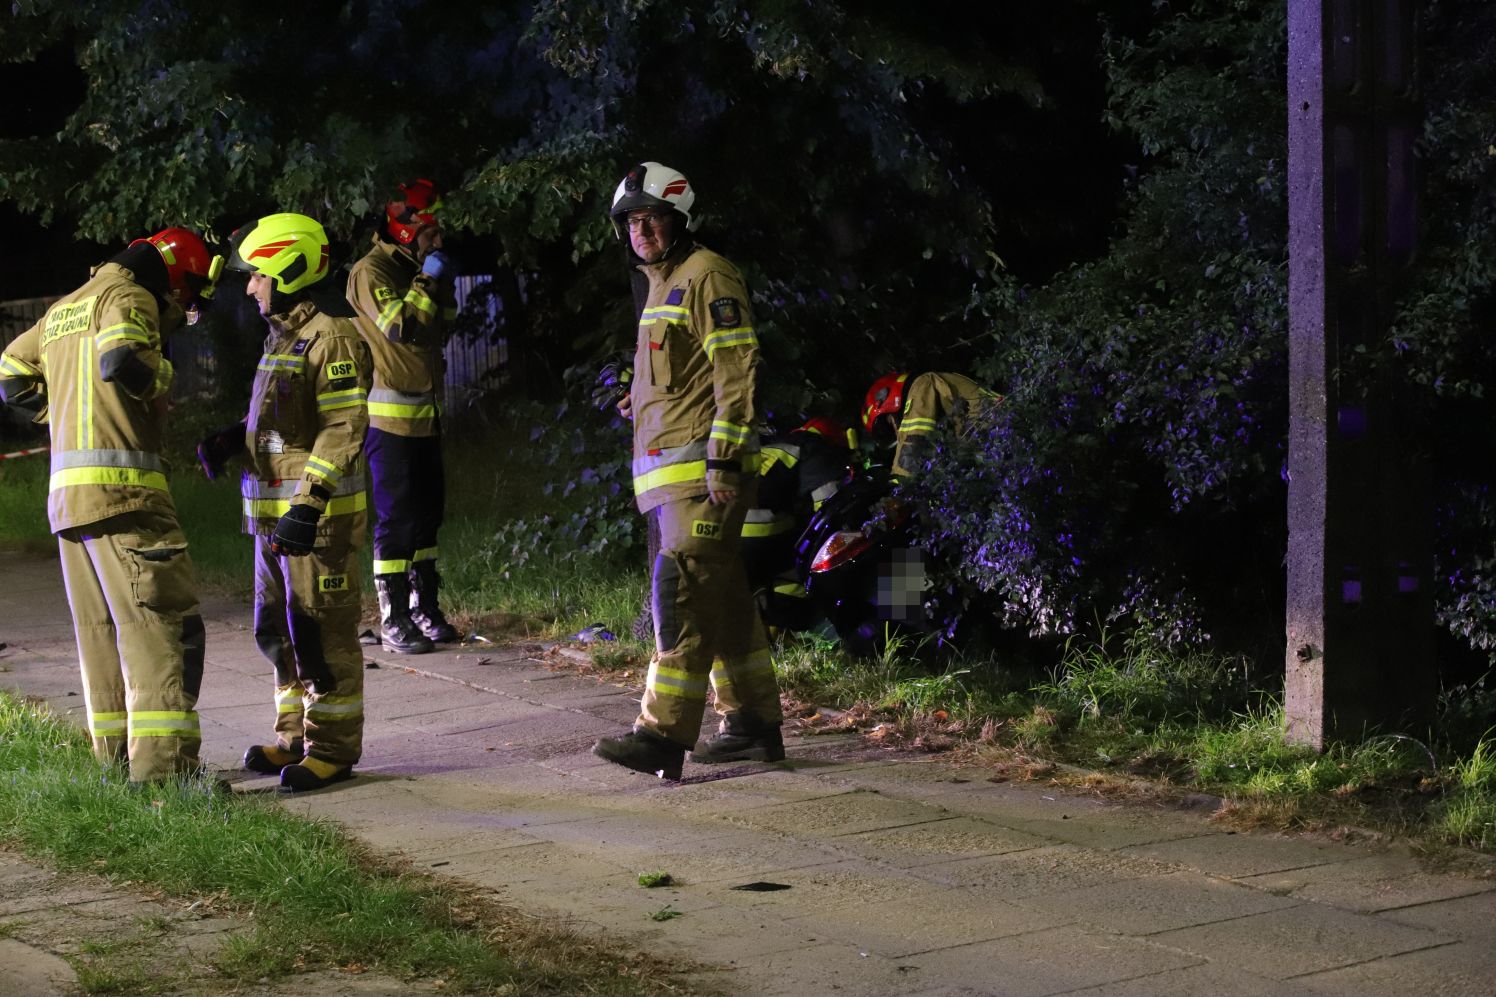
[0,693,682,995]
[767,627,1496,855]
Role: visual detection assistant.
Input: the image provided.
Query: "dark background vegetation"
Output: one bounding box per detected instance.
[3,0,1494,689]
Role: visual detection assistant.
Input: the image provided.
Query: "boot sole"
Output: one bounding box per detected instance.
[688,746,786,764]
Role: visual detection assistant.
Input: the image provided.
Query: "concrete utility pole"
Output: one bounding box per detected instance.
[1285,0,1432,748]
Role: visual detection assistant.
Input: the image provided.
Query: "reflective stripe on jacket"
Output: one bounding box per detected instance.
[0,263,183,532]
[241,301,372,543]
[345,237,451,437]
[630,244,760,512]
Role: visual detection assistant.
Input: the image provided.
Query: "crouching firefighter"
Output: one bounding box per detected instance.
[201,213,373,792]
[591,161,785,778]
[742,417,856,632]
[0,228,221,782]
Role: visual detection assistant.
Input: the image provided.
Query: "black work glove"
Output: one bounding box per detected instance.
[269,504,321,557]
[591,359,633,413]
[196,422,246,481]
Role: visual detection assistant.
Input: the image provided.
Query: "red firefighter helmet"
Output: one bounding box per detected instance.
[797,416,857,451]
[385,178,443,245]
[130,227,223,307]
[861,372,910,434]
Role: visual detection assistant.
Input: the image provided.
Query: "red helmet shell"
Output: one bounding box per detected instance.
[385,178,442,245]
[862,372,909,434]
[131,227,217,306]
[797,416,856,450]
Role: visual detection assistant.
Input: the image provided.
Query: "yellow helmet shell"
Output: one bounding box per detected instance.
[226,213,330,294]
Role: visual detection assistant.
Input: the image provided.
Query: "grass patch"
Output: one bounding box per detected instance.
[637,871,674,888]
[763,625,1496,855]
[0,448,52,551]
[0,692,687,995]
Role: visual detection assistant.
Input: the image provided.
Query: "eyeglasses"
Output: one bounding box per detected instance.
[625,212,670,231]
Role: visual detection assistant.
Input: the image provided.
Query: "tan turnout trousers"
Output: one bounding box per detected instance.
[252,537,365,766]
[638,483,782,746]
[57,509,205,781]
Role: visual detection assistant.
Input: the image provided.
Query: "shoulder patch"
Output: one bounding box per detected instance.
[709,297,742,329]
[292,339,310,355]
[374,286,399,303]
[665,287,686,306]
[324,359,358,380]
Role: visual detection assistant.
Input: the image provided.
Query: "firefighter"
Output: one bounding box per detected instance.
[345,179,459,654]
[198,213,373,792]
[738,417,856,636]
[0,228,221,782]
[592,161,784,778]
[862,372,997,480]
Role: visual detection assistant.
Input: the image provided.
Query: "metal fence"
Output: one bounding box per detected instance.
[2,275,512,413]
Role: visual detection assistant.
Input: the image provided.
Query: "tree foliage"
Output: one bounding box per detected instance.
[4,0,1495,666]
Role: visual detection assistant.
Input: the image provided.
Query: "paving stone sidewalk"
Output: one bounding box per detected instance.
[3,551,1495,997]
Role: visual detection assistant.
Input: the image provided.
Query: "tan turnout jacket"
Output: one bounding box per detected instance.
[0,262,183,531]
[630,244,760,513]
[240,301,372,543]
[892,371,997,479]
[345,237,453,437]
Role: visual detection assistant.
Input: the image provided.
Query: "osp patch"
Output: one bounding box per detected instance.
[691,520,723,540]
[318,574,349,593]
[709,297,742,329]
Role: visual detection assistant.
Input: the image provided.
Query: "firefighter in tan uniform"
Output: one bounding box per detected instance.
[199,213,372,792]
[345,179,459,654]
[592,162,784,779]
[0,229,221,782]
[862,371,998,480]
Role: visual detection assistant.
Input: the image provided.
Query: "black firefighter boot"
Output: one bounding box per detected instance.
[375,573,434,654]
[408,561,460,643]
[690,713,786,763]
[593,726,686,780]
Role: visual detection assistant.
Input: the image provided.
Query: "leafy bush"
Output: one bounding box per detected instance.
[913,0,1496,674]
[464,396,641,580]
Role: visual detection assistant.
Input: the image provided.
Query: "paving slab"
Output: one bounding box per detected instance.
[781,880,1075,958]
[1374,885,1496,939]
[1234,851,1496,913]
[1294,938,1496,996]
[725,788,955,838]
[1056,962,1321,996]
[827,816,1050,868]
[996,804,1218,851]
[1149,903,1454,980]
[0,937,77,996]
[896,924,1204,995]
[918,843,1171,899]
[1118,827,1351,879]
[1013,869,1300,936]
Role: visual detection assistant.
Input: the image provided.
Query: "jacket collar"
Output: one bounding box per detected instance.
[89,262,185,334]
[373,233,418,273]
[267,299,320,337]
[638,241,699,289]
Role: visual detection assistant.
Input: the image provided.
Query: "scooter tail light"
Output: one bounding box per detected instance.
[811,531,873,573]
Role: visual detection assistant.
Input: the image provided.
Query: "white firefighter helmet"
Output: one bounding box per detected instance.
[609,161,701,239]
